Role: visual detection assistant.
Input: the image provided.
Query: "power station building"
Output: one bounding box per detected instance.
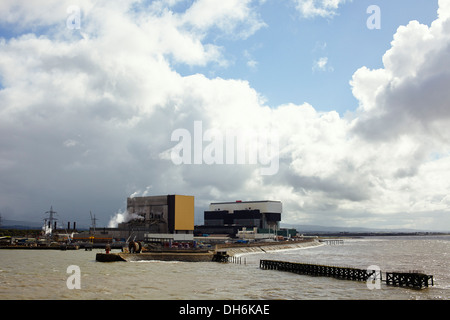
[74,196,285,245]
[74,195,195,243]
[126,195,195,242]
[124,195,194,233]
[196,200,282,237]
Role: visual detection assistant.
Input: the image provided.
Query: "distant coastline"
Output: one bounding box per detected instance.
[1,227,449,239]
[300,232,450,238]
[1,219,449,237]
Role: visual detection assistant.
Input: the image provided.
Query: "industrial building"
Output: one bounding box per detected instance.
[196,200,282,237]
[73,195,195,244]
[73,196,289,246]
[126,194,194,240]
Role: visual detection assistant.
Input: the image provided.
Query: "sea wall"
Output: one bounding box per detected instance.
[219,240,323,257]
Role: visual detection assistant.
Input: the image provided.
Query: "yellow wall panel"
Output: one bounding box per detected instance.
[174,195,194,231]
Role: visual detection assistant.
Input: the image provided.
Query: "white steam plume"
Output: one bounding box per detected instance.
[108,209,144,228]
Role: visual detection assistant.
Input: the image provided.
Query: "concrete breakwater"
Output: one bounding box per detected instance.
[96,251,215,262]
[96,240,323,262]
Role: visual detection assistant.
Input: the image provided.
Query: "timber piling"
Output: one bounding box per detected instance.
[259,260,434,290]
[260,260,376,282]
[385,272,434,289]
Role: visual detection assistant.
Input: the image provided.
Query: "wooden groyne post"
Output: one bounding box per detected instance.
[212,251,247,264]
[260,260,374,282]
[260,260,434,290]
[385,272,434,289]
[229,255,246,265]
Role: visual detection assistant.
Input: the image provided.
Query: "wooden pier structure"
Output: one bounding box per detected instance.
[260,260,376,283]
[259,260,434,289]
[212,251,247,264]
[385,272,434,289]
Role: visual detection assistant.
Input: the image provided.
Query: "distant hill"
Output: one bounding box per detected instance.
[0,219,43,229]
[281,223,448,234]
[0,219,90,230]
[1,219,446,234]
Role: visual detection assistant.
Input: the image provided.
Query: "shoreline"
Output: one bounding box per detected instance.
[95,240,324,262]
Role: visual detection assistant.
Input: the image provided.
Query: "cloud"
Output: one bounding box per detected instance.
[351,2,450,143]
[293,0,349,19]
[63,139,79,148]
[0,0,450,231]
[243,49,259,69]
[181,0,267,39]
[312,56,333,72]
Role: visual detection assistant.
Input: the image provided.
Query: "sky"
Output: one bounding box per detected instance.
[1,0,450,231]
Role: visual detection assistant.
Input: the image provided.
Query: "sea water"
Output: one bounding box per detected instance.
[0,236,448,300]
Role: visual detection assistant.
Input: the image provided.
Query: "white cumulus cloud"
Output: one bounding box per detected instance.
[293,0,349,18]
[0,0,449,231]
